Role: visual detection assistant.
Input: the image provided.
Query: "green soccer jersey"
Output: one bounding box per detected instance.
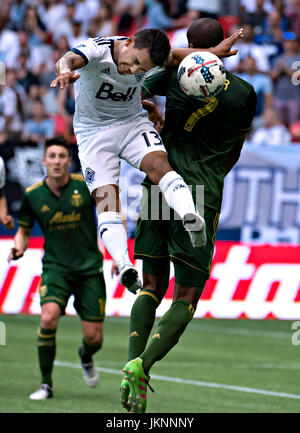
[18,173,102,275]
[142,67,257,211]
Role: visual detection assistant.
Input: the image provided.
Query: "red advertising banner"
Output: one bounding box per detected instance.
[0,237,299,319]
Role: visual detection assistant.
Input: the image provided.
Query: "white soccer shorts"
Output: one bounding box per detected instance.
[76,114,166,193]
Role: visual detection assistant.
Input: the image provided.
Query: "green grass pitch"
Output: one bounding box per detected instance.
[1,314,300,413]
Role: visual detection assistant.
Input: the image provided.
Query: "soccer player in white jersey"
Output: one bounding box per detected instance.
[51,28,242,294]
[0,156,14,230]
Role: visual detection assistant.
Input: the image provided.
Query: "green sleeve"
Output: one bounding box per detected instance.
[142,67,169,97]
[240,86,257,133]
[18,193,35,228]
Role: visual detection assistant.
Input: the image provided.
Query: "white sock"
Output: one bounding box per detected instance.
[98,211,131,269]
[159,171,196,220]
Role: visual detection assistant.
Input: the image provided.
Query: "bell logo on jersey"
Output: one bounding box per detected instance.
[95,82,137,101]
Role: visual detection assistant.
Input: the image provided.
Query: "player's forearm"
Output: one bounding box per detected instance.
[169,46,225,67]
[168,29,243,67]
[0,194,8,223]
[55,53,75,76]
[168,48,207,67]
[14,228,31,253]
[142,99,155,112]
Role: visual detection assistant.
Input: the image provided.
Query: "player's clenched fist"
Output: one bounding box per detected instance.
[7,246,24,262]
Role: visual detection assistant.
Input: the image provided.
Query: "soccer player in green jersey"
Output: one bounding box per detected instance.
[8,136,106,400]
[120,18,257,413]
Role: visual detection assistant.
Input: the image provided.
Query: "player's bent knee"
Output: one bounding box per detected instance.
[83,322,103,347]
[85,333,103,348]
[40,314,59,330]
[142,276,167,303]
[172,299,196,321]
[140,152,171,182]
[41,303,61,329]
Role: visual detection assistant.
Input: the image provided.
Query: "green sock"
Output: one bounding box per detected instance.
[79,338,102,363]
[128,289,160,361]
[37,327,56,387]
[141,300,194,374]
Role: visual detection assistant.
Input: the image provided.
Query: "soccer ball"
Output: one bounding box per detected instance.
[177,51,226,100]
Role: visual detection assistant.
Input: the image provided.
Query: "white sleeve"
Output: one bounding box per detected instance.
[71,38,107,65]
[0,157,5,189]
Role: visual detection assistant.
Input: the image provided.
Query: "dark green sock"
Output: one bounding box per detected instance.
[128,289,160,361]
[37,327,56,387]
[141,300,194,374]
[79,338,102,363]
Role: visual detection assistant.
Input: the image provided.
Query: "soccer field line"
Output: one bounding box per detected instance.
[54,360,300,401]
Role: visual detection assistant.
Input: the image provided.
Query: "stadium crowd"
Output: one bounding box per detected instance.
[0,0,299,218]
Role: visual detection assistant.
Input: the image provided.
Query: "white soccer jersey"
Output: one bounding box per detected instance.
[72,36,147,134]
[0,156,5,190]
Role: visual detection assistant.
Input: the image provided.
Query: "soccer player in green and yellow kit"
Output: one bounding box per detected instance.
[8,136,106,400]
[120,18,257,413]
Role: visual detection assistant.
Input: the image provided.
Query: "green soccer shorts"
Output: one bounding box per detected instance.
[39,270,106,322]
[134,189,219,288]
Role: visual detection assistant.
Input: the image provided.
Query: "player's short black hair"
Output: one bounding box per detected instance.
[44,136,71,155]
[133,28,171,66]
[187,18,224,49]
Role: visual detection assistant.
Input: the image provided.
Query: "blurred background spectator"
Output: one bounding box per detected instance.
[251,107,292,146]
[270,31,300,126]
[22,98,54,145]
[237,55,274,128]
[171,9,200,47]
[144,0,186,31]
[0,0,298,227]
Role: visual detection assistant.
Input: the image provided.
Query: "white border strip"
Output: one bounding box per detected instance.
[54,360,300,401]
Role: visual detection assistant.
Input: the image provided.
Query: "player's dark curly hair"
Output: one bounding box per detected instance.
[45,136,70,155]
[187,18,224,49]
[133,28,171,67]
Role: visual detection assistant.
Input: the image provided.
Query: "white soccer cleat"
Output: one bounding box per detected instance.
[119,265,142,294]
[29,384,53,400]
[183,212,207,248]
[81,360,99,388]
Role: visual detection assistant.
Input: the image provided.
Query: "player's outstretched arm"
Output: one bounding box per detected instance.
[50,51,85,89]
[168,28,243,67]
[7,226,31,262]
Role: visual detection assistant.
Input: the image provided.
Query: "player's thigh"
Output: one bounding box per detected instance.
[120,115,167,172]
[169,206,220,285]
[72,273,106,323]
[40,270,71,318]
[77,129,122,193]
